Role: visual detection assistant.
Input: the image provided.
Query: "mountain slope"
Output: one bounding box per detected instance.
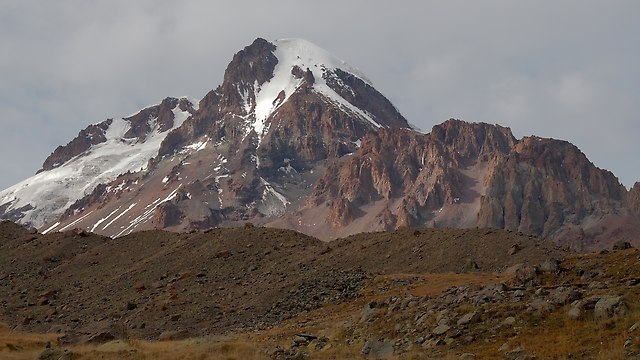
[0,97,195,229]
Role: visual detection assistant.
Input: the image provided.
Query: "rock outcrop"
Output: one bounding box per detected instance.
[478,137,627,237]
[628,182,640,216]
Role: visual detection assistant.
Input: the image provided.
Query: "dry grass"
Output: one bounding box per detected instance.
[0,271,511,360]
[365,272,511,298]
[0,322,59,360]
[0,323,267,360]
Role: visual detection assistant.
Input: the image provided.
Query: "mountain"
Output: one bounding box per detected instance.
[0,97,196,229]
[1,38,638,251]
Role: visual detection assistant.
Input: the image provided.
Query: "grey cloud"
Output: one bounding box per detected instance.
[1,0,638,189]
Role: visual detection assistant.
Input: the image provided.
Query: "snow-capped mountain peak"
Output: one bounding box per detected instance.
[231,38,385,145]
[1,38,411,237]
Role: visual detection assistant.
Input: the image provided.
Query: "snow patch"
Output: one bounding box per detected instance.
[260,177,289,207]
[58,210,95,232]
[184,139,208,152]
[41,222,60,235]
[91,206,122,233]
[102,202,137,231]
[115,185,182,237]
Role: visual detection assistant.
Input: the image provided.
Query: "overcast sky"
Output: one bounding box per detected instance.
[1,1,639,190]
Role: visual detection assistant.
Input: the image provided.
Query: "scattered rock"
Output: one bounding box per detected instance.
[306,336,329,351]
[432,324,451,336]
[361,340,394,359]
[292,333,318,347]
[86,332,116,344]
[567,306,582,320]
[612,241,632,251]
[158,329,190,341]
[504,347,530,360]
[594,295,626,321]
[462,260,480,272]
[134,283,146,291]
[539,258,560,273]
[527,298,554,313]
[548,286,581,305]
[36,348,75,360]
[457,311,480,326]
[503,316,516,326]
[360,301,378,323]
[508,244,523,255]
[460,353,476,359]
[624,339,633,348]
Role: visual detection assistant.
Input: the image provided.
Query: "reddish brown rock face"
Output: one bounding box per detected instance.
[304,120,518,236]
[478,137,627,238]
[629,182,640,216]
[39,120,112,172]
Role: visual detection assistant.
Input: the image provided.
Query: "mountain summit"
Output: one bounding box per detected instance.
[1,38,638,251]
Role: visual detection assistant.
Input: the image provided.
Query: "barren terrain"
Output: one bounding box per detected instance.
[2,221,639,359]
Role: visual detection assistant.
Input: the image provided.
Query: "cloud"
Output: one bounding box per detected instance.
[1,1,639,189]
[551,73,596,111]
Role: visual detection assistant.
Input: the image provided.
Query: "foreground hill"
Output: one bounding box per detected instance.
[2,221,640,359]
[0,221,565,340]
[0,38,638,251]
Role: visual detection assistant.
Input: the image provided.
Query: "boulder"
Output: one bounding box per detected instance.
[432,324,451,336]
[86,332,116,344]
[612,241,632,250]
[503,316,516,326]
[361,340,394,359]
[539,258,560,273]
[594,295,627,321]
[457,311,480,326]
[548,286,582,305]
[567,306,581,320]
[360,301,379,323]
[507,264,539,287]
[462,260,480,272]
